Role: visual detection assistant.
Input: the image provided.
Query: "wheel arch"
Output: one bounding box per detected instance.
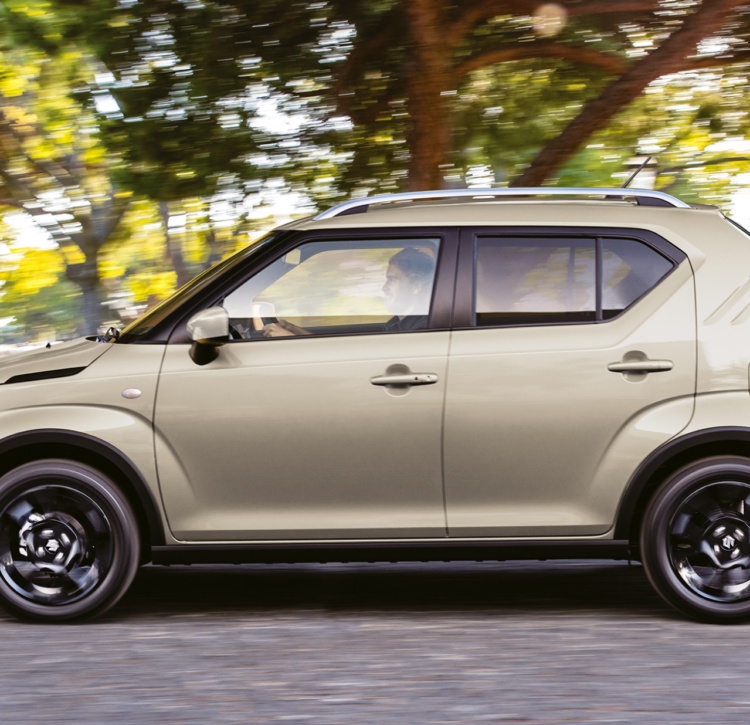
[0,429,165,559]
[615,427,750,547]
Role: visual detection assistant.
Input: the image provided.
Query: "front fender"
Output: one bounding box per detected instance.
[0,342,170,548]
[0,427,166,548]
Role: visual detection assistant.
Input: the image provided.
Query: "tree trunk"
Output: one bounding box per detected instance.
[513,0,747,186]
[160,201,192,287]
[404,0,453,191]
[65,255,102,337]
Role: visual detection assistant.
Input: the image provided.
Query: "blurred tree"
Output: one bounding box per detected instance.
[30,0,750,200]
[4,0,750,339]
[0,236,81,342]
[0,3,265,336]
[0,20,133,335]
[452,61,750,203]
[512,0,750,185]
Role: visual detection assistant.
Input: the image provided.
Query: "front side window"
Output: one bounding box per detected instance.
[222,238,440,338]
[474,235,674,327]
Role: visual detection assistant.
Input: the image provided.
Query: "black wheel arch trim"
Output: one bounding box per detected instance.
[614,426,750,541]
[0,429,165,549]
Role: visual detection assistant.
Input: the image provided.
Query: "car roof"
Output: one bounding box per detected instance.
[285,196,726,236]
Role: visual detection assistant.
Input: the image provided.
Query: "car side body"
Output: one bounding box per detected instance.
[3,188,750,622]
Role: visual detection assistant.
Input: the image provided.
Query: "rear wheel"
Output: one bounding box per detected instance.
[641,456,750,623]
[0,459,140,622]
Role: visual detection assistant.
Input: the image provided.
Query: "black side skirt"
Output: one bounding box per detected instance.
[151,539,631,565]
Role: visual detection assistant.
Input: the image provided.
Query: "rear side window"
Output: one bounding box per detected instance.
[475,235,674,327]
[601,238,673,319]
[476,238,596,326]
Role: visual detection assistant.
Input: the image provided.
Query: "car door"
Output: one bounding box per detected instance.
[154,232,456,541]
[443,228,697,537]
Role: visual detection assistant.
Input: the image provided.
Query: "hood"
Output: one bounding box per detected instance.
[0,337,113,385]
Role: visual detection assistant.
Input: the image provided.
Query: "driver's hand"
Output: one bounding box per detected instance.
[262,320,310,337]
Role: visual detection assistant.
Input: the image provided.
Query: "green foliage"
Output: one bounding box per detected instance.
[6,0,750,201]
[0,233,81,342]
[555,73,750,205]
[450,59,612,185]
[3,0,750,343]
[56,0,328,199]
[45,1,749,199]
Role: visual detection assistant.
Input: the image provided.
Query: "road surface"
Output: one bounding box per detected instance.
[1,560,748,723]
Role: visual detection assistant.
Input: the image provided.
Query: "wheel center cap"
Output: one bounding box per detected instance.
[44,538,61,554]
[18,515,82,573]
[707,522,750,565]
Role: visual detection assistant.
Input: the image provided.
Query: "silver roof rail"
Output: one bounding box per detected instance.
[313,187,691,220]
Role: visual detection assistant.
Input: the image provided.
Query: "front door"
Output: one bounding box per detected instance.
[154,235,452,540]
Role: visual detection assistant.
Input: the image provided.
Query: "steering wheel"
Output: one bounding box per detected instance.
[250,302,277,333]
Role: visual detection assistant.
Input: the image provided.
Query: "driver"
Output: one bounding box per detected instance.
[381,247,435,331]
[262,247,436,337]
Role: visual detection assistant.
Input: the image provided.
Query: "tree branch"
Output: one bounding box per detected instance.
[660,156,750,175]
[0,107,80,191]
[513,0,748,186]
[449,0,659,49]
[453,42,750,97]
[682,47,750,71]
[454,41,629,80]
[564,0,662,16]
[0,190,24,211]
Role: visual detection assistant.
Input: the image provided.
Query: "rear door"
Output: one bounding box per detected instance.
[443,228,696,537]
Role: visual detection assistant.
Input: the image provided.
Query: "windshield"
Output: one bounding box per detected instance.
[118,232,280,343]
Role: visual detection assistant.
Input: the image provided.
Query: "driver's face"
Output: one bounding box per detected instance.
[383,262,417,315]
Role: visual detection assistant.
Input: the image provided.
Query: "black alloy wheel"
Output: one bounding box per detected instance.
[0,460,140,622]
[641,456,750,623]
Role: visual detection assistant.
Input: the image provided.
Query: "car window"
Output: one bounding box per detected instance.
[222,238,440,338]
[474,235,674,327]
[601,238,673,319]
[475,238,596,326]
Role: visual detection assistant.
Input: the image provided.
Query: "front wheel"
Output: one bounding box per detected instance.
[0,460,140,622]
[641,456,750,623]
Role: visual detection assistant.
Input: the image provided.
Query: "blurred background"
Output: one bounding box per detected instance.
[2,0,750,351]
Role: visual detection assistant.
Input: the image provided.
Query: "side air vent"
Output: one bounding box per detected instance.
[4,367,86,385]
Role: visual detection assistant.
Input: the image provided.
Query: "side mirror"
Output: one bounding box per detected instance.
[186,307,230,365]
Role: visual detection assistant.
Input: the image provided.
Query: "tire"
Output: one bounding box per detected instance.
[0,459,140,622]
[641,456,750,623]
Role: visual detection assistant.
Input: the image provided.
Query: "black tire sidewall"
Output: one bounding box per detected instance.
[0,459,140,622]
[641,456,750,623]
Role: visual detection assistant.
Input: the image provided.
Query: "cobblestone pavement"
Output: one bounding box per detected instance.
[1,560,749,723]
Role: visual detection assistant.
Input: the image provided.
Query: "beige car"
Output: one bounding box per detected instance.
[2,187,750,622]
